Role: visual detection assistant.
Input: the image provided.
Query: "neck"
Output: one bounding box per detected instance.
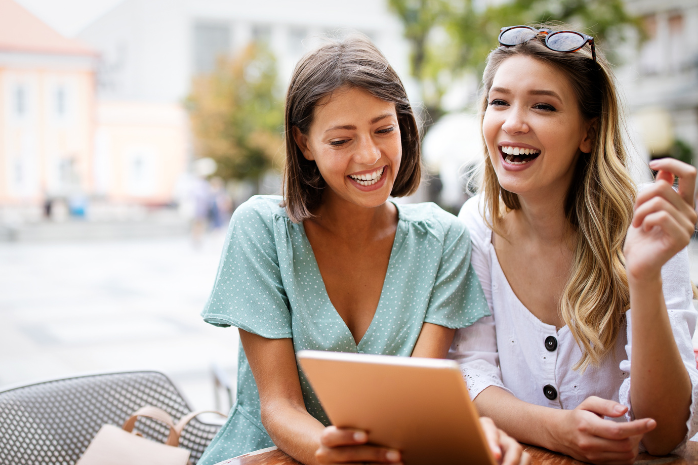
[310,190,396,242]
[512,194,571,244]
[505,176,577,246]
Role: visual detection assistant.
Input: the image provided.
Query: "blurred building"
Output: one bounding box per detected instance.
[77,0,410,103]
[619,0,698,162]
[0,0,188,222]
[94,101,188,204]
[0,0,96,216]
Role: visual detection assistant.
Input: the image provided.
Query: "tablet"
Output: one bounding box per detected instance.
[297,350,497,465]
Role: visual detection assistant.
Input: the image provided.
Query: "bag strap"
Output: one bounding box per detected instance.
[122,406,180,446]
[173,410,227,442]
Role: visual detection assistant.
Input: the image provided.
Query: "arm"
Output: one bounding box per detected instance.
[240,329,402,465]
[452,268,655,464]
[623,158,698,454]
[412,322,455,358]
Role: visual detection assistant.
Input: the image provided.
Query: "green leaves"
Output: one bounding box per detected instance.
[388,0,640,122]
[186,43,284,182]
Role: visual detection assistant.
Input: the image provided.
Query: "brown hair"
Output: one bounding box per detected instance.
[283,35,421,223]
[479,26,635,370]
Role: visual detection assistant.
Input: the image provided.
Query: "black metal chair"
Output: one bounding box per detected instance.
[0,371,223,465]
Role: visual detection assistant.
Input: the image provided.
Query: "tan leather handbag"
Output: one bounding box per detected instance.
[77,406,225,465]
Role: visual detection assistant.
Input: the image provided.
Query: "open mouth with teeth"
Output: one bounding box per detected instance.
[500,145,541,165]
[348,166,386,186]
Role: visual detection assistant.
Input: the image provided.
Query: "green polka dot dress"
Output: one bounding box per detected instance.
[198,195,489,465]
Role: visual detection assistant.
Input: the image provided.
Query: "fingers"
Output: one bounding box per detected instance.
[316,445,401,464]
[633,196,695,238]
[317,427,401,464]
[634,181,697,231]
[584,417,656,441]
[649,158,697,207]
[500,432,527,465]
[320,426,368,447]
[577,396,628,418]
[479,417,502,460]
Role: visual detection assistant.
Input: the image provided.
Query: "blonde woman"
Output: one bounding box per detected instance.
[451,25,698,464]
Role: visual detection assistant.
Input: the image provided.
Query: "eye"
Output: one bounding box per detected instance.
[376,126,395,135]
[488,99,508,107]
[533,103,556,112]
[329,139,349,146]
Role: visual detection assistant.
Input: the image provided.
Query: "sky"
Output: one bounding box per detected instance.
[14,0,124,37]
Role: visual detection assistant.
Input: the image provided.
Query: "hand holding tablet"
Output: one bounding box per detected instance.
[298,351,528,465]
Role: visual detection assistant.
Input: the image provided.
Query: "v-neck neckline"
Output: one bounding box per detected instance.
[299,201,404,349]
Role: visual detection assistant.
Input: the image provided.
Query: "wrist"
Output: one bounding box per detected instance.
[627,269,663,288]
[540,408,565,451]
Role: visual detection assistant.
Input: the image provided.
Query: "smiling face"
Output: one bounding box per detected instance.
[482,55,594,200]
[293,86,402,210]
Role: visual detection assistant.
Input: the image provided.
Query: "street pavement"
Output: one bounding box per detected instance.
[0,231,238,412]
[2,233,698,413]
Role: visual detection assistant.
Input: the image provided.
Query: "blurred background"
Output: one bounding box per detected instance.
[0,0,697,412]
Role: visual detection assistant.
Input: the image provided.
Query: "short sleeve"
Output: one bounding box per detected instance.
[424,212,490,329]
[200,198,292,339]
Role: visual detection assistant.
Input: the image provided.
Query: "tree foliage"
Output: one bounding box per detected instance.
[389,0,640,123]
[186,43,284,183]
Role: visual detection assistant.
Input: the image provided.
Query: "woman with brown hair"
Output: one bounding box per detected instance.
[198,36,525,465]
[452,24,698,464]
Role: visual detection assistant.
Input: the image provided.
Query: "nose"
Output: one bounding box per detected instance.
[353,136,381,166]
[501,106,529,135]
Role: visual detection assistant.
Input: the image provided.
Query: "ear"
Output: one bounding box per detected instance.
[293,126,314,161]
[579,118,598,154]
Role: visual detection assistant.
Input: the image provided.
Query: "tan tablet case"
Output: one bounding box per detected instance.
[298,351,497,465]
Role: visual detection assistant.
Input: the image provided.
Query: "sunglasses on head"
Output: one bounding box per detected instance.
[498,25,596,62]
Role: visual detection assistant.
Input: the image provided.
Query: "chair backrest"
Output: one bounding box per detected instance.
[0,371,222,465]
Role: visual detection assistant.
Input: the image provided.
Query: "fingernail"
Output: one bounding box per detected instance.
[386,450,401,462]
[648,419,657,428]
[354,431,367,442]
[614,405,626,414]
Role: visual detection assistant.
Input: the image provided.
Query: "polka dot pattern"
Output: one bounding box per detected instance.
[198,196,490,464]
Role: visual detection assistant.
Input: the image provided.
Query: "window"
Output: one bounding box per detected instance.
[668,13,685,71]
[639,15,661,75]
[252,24,271,44]
[288,28,307,57]
[14,85,26,117]
[55,86,66,118]
[193,22,231,74]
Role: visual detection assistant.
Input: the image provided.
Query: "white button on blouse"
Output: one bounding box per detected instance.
[450,195,698,449]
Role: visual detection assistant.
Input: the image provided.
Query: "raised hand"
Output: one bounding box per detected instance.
[552,396,656,465]
[624,158,697,281]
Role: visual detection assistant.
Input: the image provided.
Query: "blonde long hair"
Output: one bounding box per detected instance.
[479,29,635,370]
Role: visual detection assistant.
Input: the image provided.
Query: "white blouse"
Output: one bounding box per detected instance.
[450,195,698,448]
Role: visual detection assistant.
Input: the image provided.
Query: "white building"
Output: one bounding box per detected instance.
[618,0,698,162]
[77,0,412,104]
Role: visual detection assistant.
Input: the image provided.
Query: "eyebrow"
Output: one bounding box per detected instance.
[490,87,562,101]
[324,113,394,133]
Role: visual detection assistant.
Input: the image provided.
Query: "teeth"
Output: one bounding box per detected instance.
[349,167,385,186]
[501,146,540,156]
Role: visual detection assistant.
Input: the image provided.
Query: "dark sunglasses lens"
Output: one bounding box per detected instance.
[547,32,587,51]
[499,27,537,46]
